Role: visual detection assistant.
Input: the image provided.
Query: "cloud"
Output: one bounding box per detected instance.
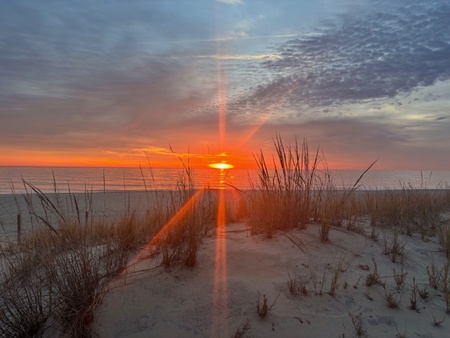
[0,1,222,150]
[435,116,449,121]
[231,113,450,169]
[1,0,449,169]
[193,54,281,60]
[0,1,215,98]
[216,0,243,5]
[237,0,450,113]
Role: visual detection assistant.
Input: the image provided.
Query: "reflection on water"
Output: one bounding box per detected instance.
[0,167,449,194]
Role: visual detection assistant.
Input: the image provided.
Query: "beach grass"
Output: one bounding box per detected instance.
[245,136,329,237]
[0,213,151,337]
[0,159,218,336]
[1,137,450,336]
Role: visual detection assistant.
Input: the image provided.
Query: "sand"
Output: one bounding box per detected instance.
[0,191,175,240]
[95,220,450,338]
[2,190,449,337]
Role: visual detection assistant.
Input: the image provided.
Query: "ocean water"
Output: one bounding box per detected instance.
[0,166,449,194]
[0,167,449,239]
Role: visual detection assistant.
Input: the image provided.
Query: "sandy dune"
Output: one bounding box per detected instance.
[95,221,450,338]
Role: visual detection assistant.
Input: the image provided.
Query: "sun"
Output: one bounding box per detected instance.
[208,162,234,170]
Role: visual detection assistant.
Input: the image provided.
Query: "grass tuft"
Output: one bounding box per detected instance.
[349,312,367,337]
[365,258,385,287]
[256,293,278,319]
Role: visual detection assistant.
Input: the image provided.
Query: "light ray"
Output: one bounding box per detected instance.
[139,33,301,45]
[136,189,205,259]
[236,79,304,149]
[191,53,281,60]
[236,112,273,149]
[217,59,227,151]
[210,189,228,336]
[210,5,231,334]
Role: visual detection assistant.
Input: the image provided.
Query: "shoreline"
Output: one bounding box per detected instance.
[1,188,449,241]
[1,185,450,336]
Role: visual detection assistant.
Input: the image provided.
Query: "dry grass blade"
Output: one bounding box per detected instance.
[256,293,279,319]
[47,245,122,337]
[246,136,375,241]
[247,137,327,237]
[21,180,60,234]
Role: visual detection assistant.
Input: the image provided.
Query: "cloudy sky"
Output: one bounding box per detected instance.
[1,0,449,169]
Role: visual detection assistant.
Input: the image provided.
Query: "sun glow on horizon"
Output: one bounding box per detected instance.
[208,162,234,170]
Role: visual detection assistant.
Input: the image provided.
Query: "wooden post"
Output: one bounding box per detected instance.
[17,214,22,243]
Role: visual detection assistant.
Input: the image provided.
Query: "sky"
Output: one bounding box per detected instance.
[0,0,449,170]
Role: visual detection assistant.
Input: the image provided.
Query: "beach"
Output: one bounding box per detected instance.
[95,216,450,338]
[1,185,450,337]
[0,191,169,241]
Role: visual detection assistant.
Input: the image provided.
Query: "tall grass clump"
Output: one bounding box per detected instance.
[46,244,125,337]
[0,166,186,336]
[317,186,344,242]
[150,153,217,268]
[364,185,450,239]
[246,136,327,237]
[0,157,221,336]
[0,217,151,337]
[245,135,374,240]
[437,220,450,258]
[0,249,53,337]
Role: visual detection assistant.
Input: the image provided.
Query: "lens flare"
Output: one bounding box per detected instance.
[211,189,228,336]
[208,162,234,170]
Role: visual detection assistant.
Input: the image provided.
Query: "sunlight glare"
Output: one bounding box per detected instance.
[211,189,228,336]
[208,162,234,170]
[136,189,205,259]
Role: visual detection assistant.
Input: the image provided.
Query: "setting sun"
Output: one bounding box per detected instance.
[208,162,234,170]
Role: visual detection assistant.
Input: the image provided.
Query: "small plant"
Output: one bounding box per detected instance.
[353,276,363,289]
[418,286,429,299]
[383,285,401,309]
[286,272,308,296]
[337,254,353,272]
[300,283,308,295]
[256,293,278,319]
[427,257,443,290]
[393,266,408,290]
[409,278,417,310]
[287,272,298,296]
[349,312,367,337]
[232,320,251,338]
[328,256,351,296]
[365,258,384,287]
[329,268,341,296]
[319,192,336,242]
[370,225,378,242]
[441,259,450,313]
[437,222,450,258]
[383,232,406,263]
[395,326,407,338]
[431,312,446,326]
[310,267,327,296]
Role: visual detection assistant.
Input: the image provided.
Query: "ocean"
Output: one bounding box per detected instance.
[0,166,449,194]
[0,166,449,239]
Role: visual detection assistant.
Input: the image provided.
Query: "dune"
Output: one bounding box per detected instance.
[95,217,450,338]
[0,182,450,338]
